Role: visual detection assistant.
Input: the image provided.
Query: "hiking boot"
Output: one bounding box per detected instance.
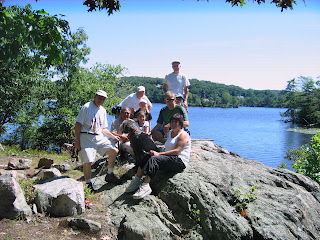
[125,176,142,193]
[105,173,121,184]
[132,183,152,199]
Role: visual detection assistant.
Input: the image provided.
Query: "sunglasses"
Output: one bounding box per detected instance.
[165,99,175,102]
[122,112,130,115]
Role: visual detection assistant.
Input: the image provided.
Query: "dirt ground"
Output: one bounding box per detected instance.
[0,154,120,240]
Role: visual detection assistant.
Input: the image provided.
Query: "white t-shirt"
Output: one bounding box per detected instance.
[119,92,152,111]
[135,121,149,133]
[76,101,108,135]
[164,72,190,98]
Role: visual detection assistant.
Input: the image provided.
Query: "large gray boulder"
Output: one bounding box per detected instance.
[34,176,85,217]
[100,140,320,240]
[0,171,32,219]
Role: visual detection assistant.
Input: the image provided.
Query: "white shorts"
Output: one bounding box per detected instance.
[79,133,116,164]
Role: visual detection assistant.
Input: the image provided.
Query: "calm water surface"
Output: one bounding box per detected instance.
[129,104,317,169]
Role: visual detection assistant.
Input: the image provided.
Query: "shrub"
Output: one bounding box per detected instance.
[285,132,320,184]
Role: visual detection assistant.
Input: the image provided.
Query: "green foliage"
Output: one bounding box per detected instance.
[84,184,93,198]
[281,76,320,126]
[285,132,320,184]
[34,63,124,151]
[81,0,302,14]
[190,203,201,223]
[121,76,285,108]
[19,178,39,204]
[233,186,258,212]
[0,4,73,137]
[278,161,287,169]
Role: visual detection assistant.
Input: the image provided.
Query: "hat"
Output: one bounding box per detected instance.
[137,86,145,92]
[140,98,147,104]
[95,89,107,98]
[175,93,184,99]
[172,60,180,65]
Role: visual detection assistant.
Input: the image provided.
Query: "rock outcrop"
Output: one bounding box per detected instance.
[98,140,320,240]
[0,171,32,219]
[34,176,85,217]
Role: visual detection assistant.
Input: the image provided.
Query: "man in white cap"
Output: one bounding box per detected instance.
[119,86,152,116]
[75,89,122,190]
[163,60,190,110]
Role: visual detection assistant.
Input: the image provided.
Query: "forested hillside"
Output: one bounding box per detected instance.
[121,76,286,108]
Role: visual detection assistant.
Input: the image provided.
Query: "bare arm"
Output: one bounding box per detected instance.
[162,83,168,94]
[184,86,189,109]
[74,122,82,151]
[150,131,189,156]
[102,128,120,142]
[151,123,162,135]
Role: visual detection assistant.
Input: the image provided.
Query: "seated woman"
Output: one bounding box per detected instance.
[125,113,191,199]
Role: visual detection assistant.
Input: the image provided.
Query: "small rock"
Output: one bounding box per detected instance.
[38,158,54,169]
[53,163,71,172]
[7,158,32,170]
[42,168,62,180]
[67,218,101,232]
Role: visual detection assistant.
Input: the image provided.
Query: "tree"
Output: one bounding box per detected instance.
[1,0,305,16]
[34,63,124,151]
[0,5,73,135]
[82,0,305,14]
[285,132,320,184]
[281,76,320,126]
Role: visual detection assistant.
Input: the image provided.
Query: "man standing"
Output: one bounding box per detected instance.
[151,91,189,143]
[75,90,121,189]
[119,86,152,115]
[163,60,190,110]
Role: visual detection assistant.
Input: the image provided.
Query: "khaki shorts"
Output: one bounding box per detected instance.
[79,133,116,163]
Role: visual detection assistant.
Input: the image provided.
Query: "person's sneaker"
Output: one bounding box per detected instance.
[125,177,142,193]
[132,183,152,199]
[105,173,121,184]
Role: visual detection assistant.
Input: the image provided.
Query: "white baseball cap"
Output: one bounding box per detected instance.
[137,86,145,92]
[95,89,107,98]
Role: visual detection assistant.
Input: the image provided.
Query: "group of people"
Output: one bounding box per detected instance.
[74,60,191,199]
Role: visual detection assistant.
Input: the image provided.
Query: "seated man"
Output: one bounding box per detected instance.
[151,91,189,144]
[74,90,121,188]
[110,107,134,156]
[119,86,152,116]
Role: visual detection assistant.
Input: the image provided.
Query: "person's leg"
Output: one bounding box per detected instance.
[125,154,150,193]
[83,162,92,181]
[104,147,121,184]
[78,134,97,189]
[121,141,134,155]
[105,147,118,169]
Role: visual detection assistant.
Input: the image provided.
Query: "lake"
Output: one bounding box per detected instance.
[108,104,318,170]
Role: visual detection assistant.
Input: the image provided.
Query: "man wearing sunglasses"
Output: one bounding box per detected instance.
[163,60,190,110]
[110,107,134,158]
[151,91,189,143]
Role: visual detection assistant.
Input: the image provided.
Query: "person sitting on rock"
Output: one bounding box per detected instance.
[134,98,152,129]
[135,111,151,136]
[125,113,191,199]
[110,107,134,157]
[151,91,189,144]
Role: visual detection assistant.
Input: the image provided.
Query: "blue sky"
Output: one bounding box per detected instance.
[4,0,320,90]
